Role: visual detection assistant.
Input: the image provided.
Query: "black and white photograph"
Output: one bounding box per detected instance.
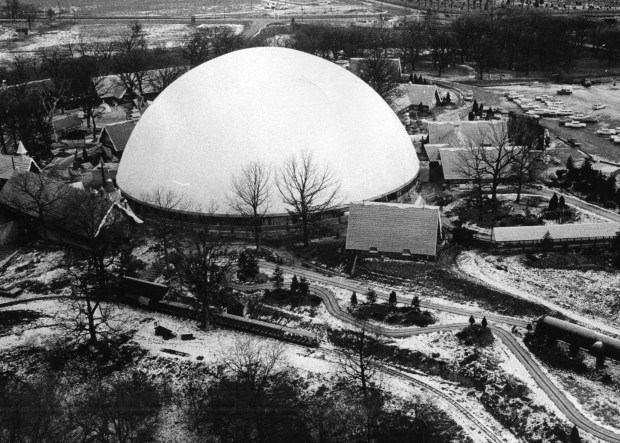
[1,1,620,441]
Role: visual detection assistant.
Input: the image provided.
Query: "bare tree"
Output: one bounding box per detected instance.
[182,29,211,68]
[146,65,185,94]
[141,188,189,266]
[19,3,37,30]
[336,325,383,402]
[218,336,285,390]
[229,161,271,249]
[276,151,341,247]
[0,171,72,241]
[176,226,233,330]
[456,124,520,218]
[4,0,20,22]
[358,51,402,106]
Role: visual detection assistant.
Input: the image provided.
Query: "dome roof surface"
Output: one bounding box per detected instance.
[117,47,419,214]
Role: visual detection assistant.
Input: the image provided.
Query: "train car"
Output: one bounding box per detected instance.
[536,316,620,362]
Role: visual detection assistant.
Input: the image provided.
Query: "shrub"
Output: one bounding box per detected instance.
[456,324,494,347]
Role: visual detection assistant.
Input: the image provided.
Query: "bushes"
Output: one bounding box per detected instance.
[349,303,437,327]
[456,324,494,347]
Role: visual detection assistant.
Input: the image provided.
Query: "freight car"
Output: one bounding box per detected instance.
[121,277,319,347]
[536,316,620,364]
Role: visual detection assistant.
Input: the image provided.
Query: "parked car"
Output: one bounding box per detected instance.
[557,87,573,95]
[592,103,606,110]
[565,121,586,128]
[596,128,616,135]
[464,92,474,101]
[566,138,581,147]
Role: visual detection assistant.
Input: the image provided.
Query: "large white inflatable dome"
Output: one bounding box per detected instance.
[117,47,419,215]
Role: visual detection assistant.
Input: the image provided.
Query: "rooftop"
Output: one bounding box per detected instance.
[492,223,620,242]
[345,201,441,256]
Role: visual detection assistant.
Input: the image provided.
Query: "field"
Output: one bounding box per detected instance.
[457,250,620,335]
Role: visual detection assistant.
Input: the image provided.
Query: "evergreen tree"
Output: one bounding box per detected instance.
[237,251,259,281]
[580,158,594,181]
[548,192,559,211]
[366,288,377,305]
[297,276,309,304]
[290,275,299,294]
[472,99,479,114]
[411,295,420,312]
[350,291,358,305]
[435,90,442,107]
[559,195,566,208]
[478,104,484,116]
[388,290,397,307]
[445,92,452,104]
[423,78,428,85]
[469,315,475,325]
[269,265,284,289]
[566,156,578,182]
[418,101,425,112]
[468,111,476,121]
[481,316,488,329]
[570,425,582,443]
[409,73,414,83]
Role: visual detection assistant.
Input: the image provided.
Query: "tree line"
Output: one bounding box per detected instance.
[0,22,247,158]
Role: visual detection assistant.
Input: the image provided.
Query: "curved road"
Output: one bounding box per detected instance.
[258,262,620,442]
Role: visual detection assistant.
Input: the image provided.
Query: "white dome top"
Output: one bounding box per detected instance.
[117,47,419,215]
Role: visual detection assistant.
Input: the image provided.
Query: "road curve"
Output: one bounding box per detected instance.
[257,262,620,442]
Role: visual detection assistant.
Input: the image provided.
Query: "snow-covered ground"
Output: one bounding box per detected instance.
[0,23,242,63]
[0,297,501,443]
[457,250,620,337]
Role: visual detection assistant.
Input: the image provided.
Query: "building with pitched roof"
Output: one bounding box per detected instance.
[345,201,441,262]
[99,121,136,159]
[52,114,83,141]
[392,84,441,113]
[0,171,142,245]
[348,58,402,82]
[492,223,620,243]
[0,151,41,187]
[427,120,507,146]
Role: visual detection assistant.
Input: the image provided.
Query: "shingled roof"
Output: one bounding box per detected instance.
[0,154,41,181]
[345,202,441,257]
[99,121,135,153]
[428,120,507,146]
[392,84,440,112]
[492,223,620,242]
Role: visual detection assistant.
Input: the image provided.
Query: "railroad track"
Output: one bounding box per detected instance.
[257,261,620,442]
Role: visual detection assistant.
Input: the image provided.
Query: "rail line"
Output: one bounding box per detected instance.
[257,261,620,442]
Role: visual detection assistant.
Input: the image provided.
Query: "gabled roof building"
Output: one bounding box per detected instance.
[345,201,442,260]
[99,121,135,158]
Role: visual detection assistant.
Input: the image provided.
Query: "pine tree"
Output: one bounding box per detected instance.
[366,289,377,305]
[270,265,284,289]
[418,101,425,112]
[469,315,475,325]
[409,73,414,83]
[559,195,566,208]
[435,90,442,107]
[445,92,451,104]
[411,295,420,312]
[481,316,488,329]
[237,251,259,281]
[291,275,299,294]
[566,156,578,182]
[478,104,484,116]
[472,99,479,114]
[388,290,397,307]
[298,276,309,296]
[570,425,581,443]
[548,192,559,211]
[351,291,358,305]
[580,158,594,181]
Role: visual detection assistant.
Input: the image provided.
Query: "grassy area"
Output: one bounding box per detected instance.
[359,256,557,319]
